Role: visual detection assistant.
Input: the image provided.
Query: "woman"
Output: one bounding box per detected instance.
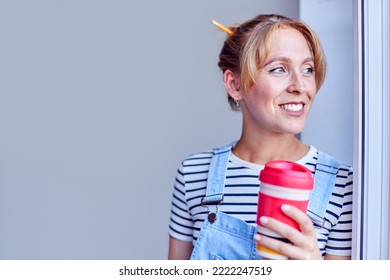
[168,14,353,260]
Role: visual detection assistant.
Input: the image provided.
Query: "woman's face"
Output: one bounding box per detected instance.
[241,27,317,136]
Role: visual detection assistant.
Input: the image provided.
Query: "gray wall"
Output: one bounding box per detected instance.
[300,0,353,166]
[0,0,299,259]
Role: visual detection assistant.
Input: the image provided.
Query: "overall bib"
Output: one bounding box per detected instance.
[190,142,340,260]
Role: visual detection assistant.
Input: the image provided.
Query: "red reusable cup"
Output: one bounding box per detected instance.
[256,160,314,259]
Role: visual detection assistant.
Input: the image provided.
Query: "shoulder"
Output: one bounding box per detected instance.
[315,148,353,174]
[304,146,352,171]
[175,148,215,182]
[180,150,214,169]
[308,147,353,188]
[179,142,235,169]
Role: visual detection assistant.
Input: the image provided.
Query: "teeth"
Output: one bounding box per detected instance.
[279,104,303,112]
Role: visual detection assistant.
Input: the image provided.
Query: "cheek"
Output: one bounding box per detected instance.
[246,83,282,110]
[244,89,267,110]
[307,79,317,97]
[308,88,317,101]
[247,82,275,100]
[244,93,275,119]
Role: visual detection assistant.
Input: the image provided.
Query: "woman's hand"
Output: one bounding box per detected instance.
[254,204,323,260]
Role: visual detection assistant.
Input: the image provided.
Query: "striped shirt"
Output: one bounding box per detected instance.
[168,145,353,257]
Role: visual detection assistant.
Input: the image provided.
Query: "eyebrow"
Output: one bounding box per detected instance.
[264,56,314,67]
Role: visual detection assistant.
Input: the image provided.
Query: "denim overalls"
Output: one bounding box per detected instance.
[190,142,340,260]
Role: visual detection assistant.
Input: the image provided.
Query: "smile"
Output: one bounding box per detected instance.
[279,103,304,112]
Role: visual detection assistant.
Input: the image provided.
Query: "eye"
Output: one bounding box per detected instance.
[303,67,315,74]
[269,66,286,73]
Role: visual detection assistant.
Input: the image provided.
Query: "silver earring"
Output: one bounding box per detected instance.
[234,97,240,107]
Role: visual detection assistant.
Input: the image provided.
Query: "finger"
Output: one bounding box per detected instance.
[255,232,321,260]
[255,232,301,260]
[281,204,314,234]
[258,215,303,246]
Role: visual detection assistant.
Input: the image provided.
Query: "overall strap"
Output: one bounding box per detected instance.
[201,142,235,206]
[307,151,340,223]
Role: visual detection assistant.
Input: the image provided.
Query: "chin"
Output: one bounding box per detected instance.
[284,126,305,135]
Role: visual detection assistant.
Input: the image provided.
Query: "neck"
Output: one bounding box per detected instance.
[232,133,309,165]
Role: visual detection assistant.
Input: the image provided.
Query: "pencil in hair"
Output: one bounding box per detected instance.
[211,19,234,35]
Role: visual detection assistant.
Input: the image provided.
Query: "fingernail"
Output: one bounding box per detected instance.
[259,216,268,225]
[281,204,290,212]
[254,234,261,241]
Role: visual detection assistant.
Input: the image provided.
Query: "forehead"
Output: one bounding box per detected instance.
[265,27,312,59]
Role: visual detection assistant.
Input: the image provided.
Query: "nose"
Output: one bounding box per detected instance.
[287,72,307,94]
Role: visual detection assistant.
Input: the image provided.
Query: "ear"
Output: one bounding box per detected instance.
[223,70,244,100]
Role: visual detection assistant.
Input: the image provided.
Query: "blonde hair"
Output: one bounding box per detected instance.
[218,14,326,111]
